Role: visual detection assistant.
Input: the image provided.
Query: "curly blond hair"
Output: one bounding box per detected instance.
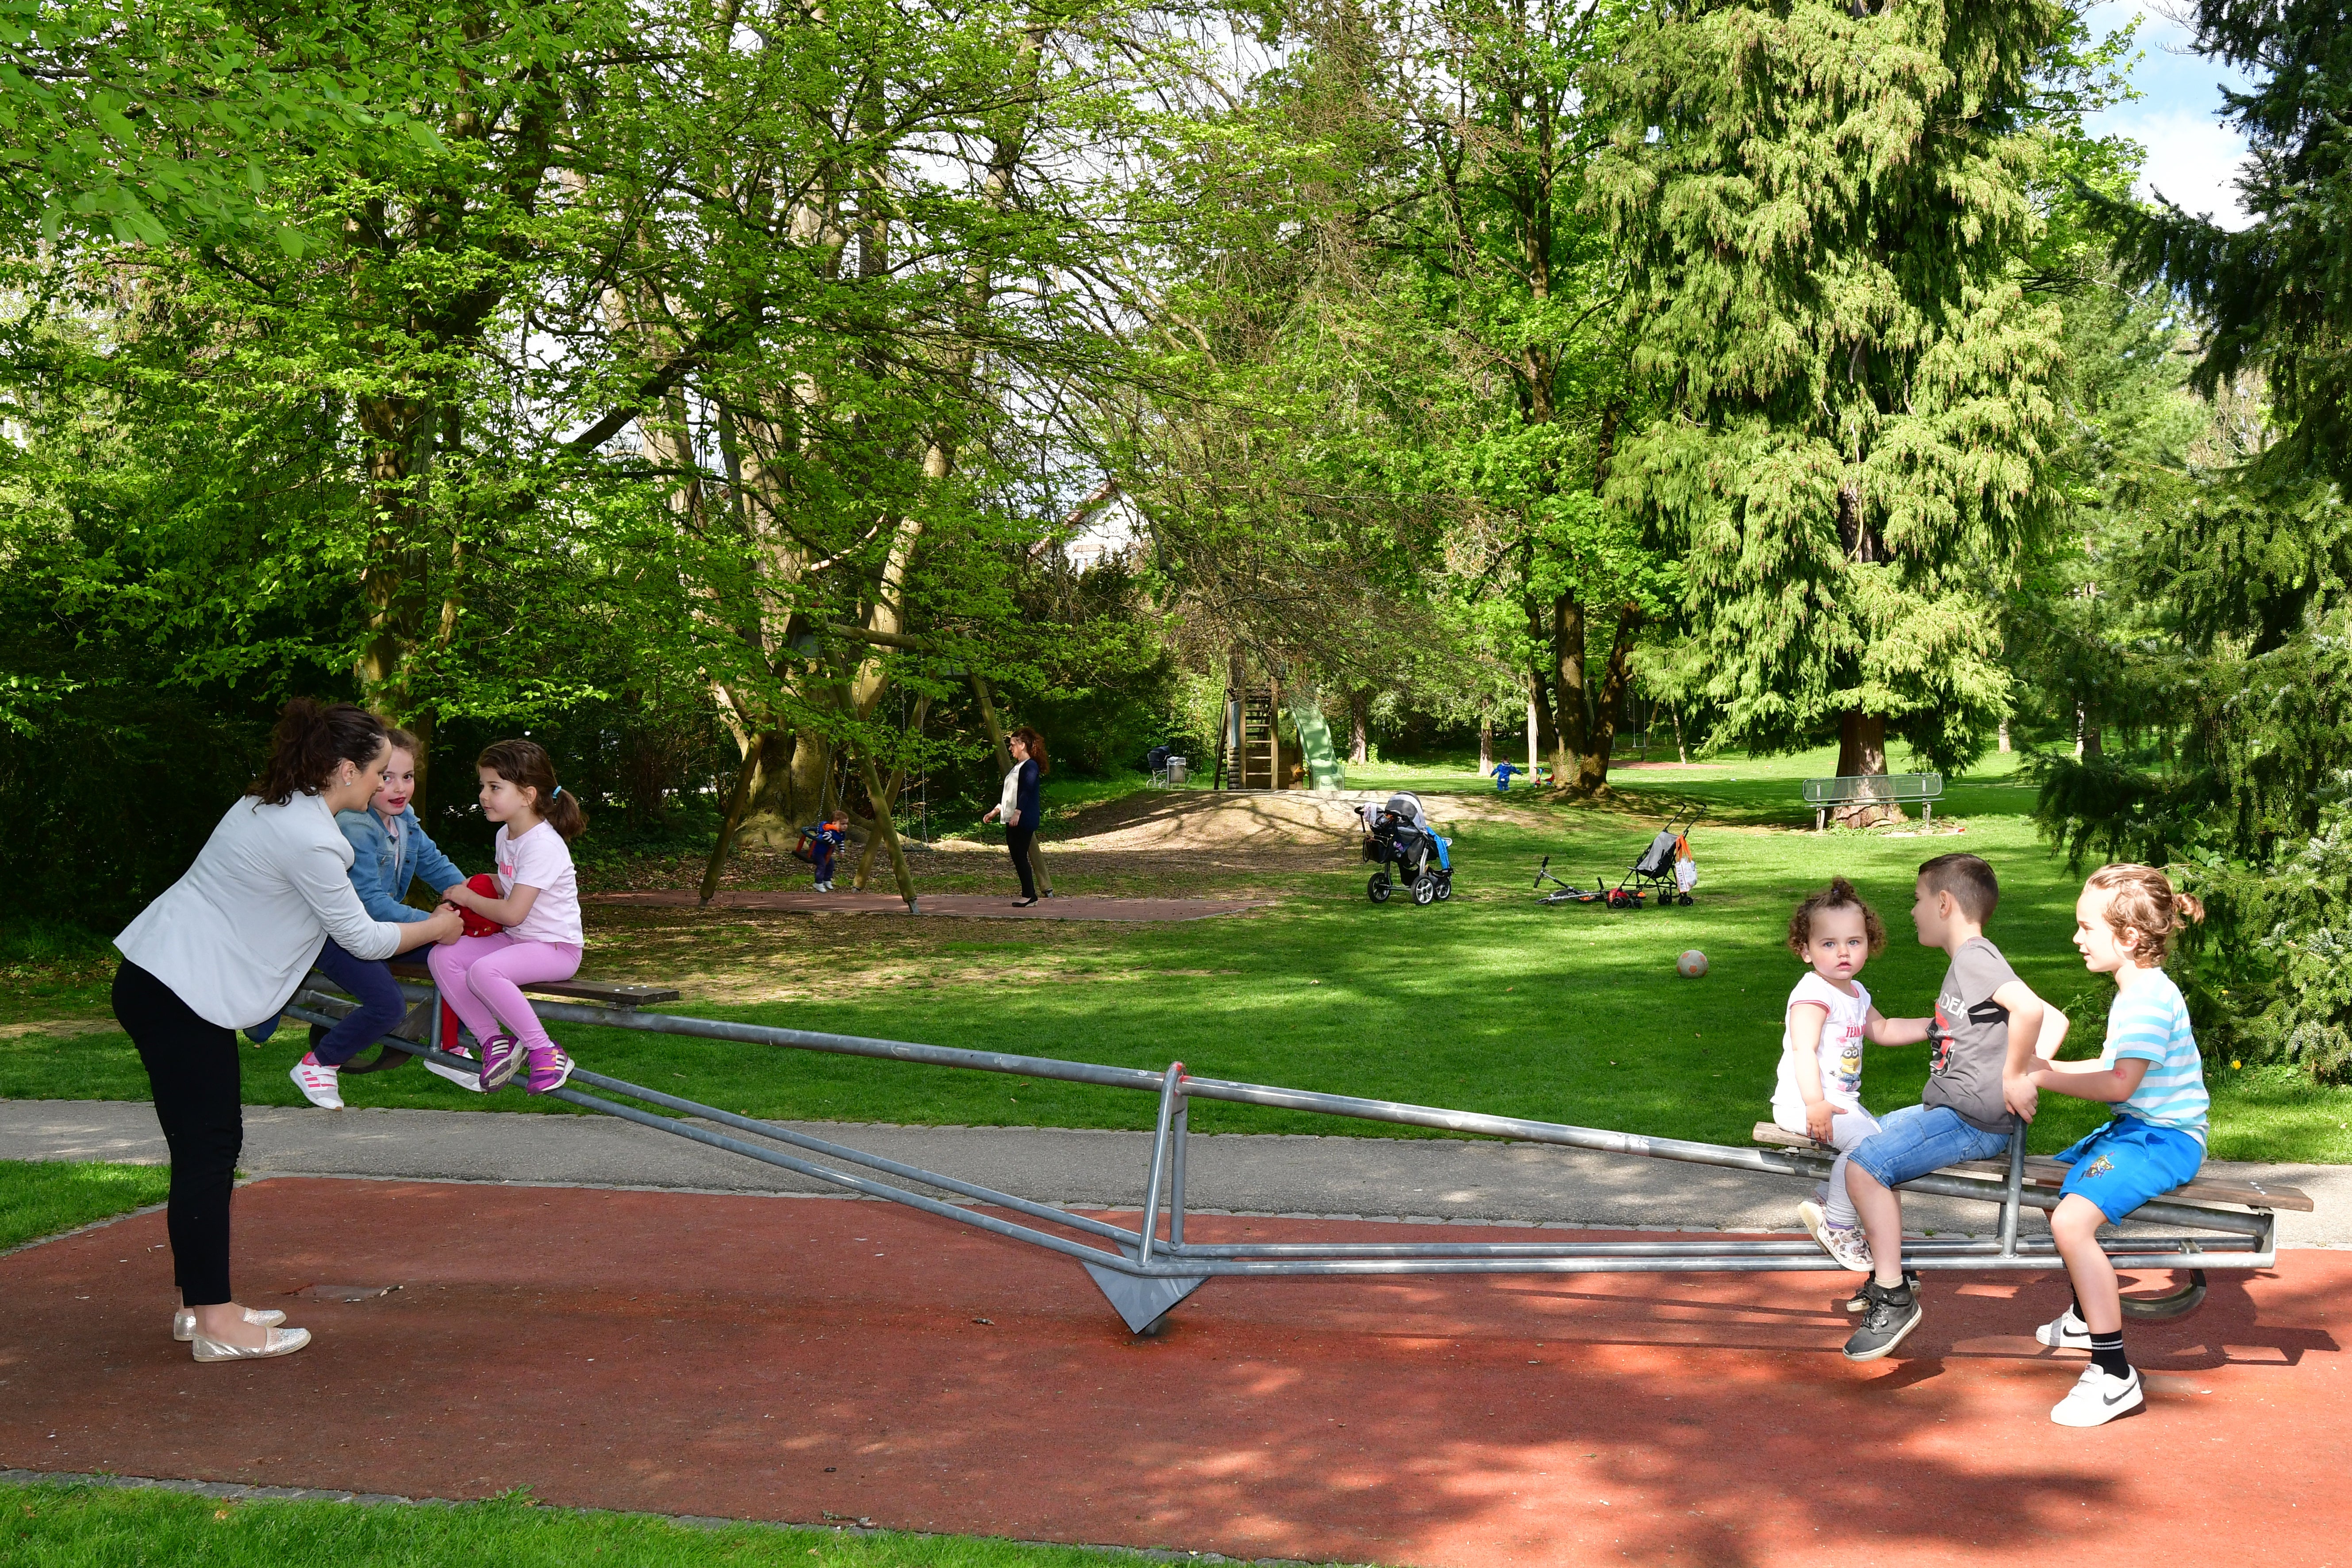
[2085,863,2205,965]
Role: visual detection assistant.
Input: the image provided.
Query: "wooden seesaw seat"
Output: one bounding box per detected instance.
[1750,1121,2313,1213]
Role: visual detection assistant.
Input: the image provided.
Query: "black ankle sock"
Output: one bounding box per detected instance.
[2070,1291,2085,1322]
[2089,1330,2128,1379]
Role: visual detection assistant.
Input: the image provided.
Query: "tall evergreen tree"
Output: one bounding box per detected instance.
[2114,0,2352,495]
[1590,0,2068,794]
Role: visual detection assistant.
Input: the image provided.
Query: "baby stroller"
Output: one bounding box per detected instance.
[1533,804,1701,909]
[1360,792,1453,906]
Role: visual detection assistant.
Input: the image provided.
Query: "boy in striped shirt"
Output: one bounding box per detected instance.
[2025,863,2212,1427]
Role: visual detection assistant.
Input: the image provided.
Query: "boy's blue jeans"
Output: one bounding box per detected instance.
[310,937,408,1066]
[1847,1103,2013,1191]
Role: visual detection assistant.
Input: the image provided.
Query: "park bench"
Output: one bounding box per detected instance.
[1802,771,1941,830]
[1752,1121,2311,1212]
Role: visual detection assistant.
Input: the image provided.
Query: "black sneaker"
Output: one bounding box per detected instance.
[1843,1269,1920,1314]
[1842,1278,1923,1361]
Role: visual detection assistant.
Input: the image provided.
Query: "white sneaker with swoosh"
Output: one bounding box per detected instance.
[2050,1365,2144,1426]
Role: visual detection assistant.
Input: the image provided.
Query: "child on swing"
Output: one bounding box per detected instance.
[428,740,588,1094]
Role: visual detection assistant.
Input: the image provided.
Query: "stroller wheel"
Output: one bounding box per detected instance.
[1680,892,1694,906]
[1433,872,1453,903]
[1368,872,1392,904]
[1411,874,1437,907]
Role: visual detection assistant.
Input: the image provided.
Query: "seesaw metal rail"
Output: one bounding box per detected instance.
[288,982,2274,1334]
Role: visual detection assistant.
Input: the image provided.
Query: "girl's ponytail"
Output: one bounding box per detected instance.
[477,738,588,842]
[249,699,388,806]
[2085,864,2202,964]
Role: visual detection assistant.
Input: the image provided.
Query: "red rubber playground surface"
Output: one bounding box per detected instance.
[2,1177,2346,1567]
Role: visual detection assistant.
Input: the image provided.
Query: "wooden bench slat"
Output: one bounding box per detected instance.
[1750,1121,2310,1212]
[373,961,680,1009]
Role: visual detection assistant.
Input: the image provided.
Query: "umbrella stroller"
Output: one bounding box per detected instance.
[1533,805,1701,909]
[1360,792,1453,906]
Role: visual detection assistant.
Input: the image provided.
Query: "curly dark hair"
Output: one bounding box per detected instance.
[247,699,388,807]
[1787,876,1887,957]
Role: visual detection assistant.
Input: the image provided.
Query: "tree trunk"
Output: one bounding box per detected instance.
[2075,703,2102,761]
[1833,711,1902,826]
[853,694,930,888]
[1998,717,2011,754]
[1349,689,1369,765]
[1550,589,1587,786]
[1478,716,1494,776]
[854,747,919,911]
[1673,706,1687,765]
[1574,607,1642,795]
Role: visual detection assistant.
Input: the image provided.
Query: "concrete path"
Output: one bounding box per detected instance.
[6,1098,2343,1244]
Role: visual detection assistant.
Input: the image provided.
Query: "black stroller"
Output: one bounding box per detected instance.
[1534,804,1700,909]
[1360,792,1454,906]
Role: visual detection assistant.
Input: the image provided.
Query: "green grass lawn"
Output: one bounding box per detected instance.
[0,1481,1212,1568]
[8,745,2350,1162]
[0,1161,171,1253]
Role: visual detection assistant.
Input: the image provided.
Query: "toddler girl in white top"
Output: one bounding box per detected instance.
[1771,876,1902,1272]
[428,739,588,1095]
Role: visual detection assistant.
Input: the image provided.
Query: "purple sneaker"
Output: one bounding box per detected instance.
[477,1033,524,1092]
[525,1042,574,1095]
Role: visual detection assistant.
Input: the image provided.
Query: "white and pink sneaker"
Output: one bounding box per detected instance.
[288,1053,344,1111]
[424,1041,486,1092]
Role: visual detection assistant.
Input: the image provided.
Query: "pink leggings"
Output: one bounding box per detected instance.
[426,934,582,1055]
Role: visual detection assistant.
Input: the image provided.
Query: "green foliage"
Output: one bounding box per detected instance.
[2108,0,2352,494]
[1591,0,2070,772]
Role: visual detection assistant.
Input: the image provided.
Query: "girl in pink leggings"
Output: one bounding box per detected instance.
[429,739,587,1094]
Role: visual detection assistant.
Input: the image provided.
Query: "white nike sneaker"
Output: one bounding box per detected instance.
[1800,1200,1873,1272]
[424,1043,487,1092]
[2036,1307,2094,1352]
[2051,1364,2144,1426]
[288,1054,343,1111]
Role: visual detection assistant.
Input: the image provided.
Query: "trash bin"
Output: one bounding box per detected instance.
[1166,756,1188,786]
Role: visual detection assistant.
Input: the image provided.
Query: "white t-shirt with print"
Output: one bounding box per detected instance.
[495,821,583,946]
[1772,971,1871,1124]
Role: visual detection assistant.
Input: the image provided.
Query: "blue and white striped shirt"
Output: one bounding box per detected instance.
[2103,969,2209,1144]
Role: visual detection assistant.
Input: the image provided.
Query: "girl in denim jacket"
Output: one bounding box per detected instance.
[287,727,470,1110]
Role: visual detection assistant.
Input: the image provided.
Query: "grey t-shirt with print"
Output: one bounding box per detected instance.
[1923,937,2022,1134]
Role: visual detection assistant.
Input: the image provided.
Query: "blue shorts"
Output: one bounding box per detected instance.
[2052,1116,2205,1222]
[1848,1103,2014,1190]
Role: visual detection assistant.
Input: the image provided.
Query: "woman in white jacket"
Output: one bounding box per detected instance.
[112,700,464,1362]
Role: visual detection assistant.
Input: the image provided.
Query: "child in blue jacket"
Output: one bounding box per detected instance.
[287,727,470,1109]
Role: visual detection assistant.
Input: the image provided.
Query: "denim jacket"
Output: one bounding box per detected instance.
[335,805,467,924]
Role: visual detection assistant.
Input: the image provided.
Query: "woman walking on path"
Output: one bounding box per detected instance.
[980,726,1047,907]
[111,700,463,1361]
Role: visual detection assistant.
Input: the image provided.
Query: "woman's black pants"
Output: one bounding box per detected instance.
[1006,823,1038,899]
[111,960,242,1306]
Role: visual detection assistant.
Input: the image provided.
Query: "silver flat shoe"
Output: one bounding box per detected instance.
[174,1306,287,1342]
[191,1325,311,1362]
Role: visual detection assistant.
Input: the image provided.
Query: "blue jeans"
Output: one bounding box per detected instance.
[310,937,407,1066]
[1847,1103,2013,1190]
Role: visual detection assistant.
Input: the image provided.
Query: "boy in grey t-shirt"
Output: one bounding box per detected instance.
[1837,854,2050,1363]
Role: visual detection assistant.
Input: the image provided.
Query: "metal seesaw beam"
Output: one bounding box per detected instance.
[287,983,2280,1335]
